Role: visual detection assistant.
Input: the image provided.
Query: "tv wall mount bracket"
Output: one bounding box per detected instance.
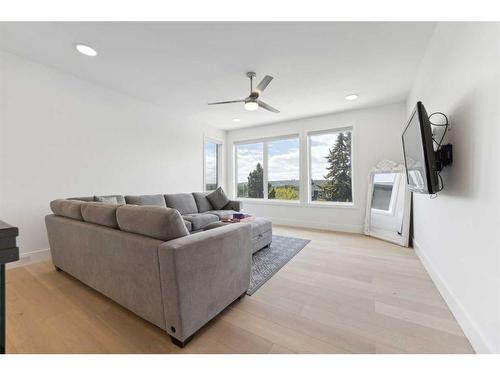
[429,111,453,172]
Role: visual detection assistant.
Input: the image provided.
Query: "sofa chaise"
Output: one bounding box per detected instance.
[45,192,253,347]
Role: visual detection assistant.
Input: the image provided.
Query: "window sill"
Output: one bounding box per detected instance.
[236,198,356,209]
[238,198,301,207]
[305,201,356,209]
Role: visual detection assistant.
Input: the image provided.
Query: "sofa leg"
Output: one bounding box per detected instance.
[170,334,194,348]
[55,266,62,272]
[237,292,246,300]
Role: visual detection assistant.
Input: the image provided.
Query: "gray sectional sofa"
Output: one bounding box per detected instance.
[45,192,253,347]
[72,192,242,233]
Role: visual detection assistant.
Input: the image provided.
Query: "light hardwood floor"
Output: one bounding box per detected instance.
[5,225,474,354]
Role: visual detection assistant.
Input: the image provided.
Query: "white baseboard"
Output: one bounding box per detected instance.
[270,217,364,234]
[413,238,493,354]
[6,248,52,269]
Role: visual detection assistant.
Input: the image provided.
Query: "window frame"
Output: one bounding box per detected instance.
[231,126,355,209]
[234,134,301,203]
[306,127,354,207]
[203,137,222,192]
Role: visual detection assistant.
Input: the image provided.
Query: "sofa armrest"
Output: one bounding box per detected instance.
[223,199,242,212]
[158,223,251,342]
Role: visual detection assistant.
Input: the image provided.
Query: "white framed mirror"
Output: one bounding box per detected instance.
[364,160,411,247]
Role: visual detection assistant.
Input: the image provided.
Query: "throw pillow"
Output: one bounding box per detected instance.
[206,187,230,210]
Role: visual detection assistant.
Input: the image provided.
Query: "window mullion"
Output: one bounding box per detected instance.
[263,142,268,199]
[302,132,309,204]
[215,143,219,188]
[234,145,238,198]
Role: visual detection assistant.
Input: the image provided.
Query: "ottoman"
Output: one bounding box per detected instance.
[204,217,272,254]
[246,217,272,254]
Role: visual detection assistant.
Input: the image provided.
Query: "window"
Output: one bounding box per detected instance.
[268,138,300,200]
[233,129,353,206]
[204,139,221,192]
[236,142,264,198]
[309,129,352,203]
[235,136,300,200]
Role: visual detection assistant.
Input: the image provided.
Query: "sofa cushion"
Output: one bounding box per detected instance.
[164,193,198,215]
[68,196,95,202]
[116,205,189,241]
[192,192,213,213]
[205,210,237,219]
[50,199,84,220]
[81,202,119,228]
[95,196,118,204]
[206,187,230,210]
[125,194,166,207]
[183,220,193,232]
[95,195,126,205]
[181,213,219,231]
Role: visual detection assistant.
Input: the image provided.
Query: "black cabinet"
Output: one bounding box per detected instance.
[0,221,19,354]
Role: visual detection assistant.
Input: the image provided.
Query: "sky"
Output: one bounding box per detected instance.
[236,139,301,182]
[310,132,341,180]
[205,141,217,184]
[235,132,350,183]
[236,142,264,183]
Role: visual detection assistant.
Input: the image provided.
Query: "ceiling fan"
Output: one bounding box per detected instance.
[208,72,280,113]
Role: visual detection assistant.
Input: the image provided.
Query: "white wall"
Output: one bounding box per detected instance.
[0,50,225,256]
[407,23,500,353]
[225,103,406,233]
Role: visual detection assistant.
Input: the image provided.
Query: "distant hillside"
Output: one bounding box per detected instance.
[268,179,299,187]
[237,179,327,188]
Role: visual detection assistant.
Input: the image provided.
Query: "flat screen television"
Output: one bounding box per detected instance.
[402,102,439,194]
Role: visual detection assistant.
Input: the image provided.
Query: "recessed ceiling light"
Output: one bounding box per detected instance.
[345,94,358,101]
[75,43,97,57]
[232,118,241,122]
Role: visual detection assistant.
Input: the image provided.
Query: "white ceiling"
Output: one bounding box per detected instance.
[0,22,435,130]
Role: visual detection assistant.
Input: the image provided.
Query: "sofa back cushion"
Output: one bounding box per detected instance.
[192,192,213,213]
[206,187,230,210]
[68,196,95,202]
[81,202,119,228]
[95,195,126,205]
[116,205,189,241]
[50,199,84,220]
[125,194,166,207]
[164,193,198,214]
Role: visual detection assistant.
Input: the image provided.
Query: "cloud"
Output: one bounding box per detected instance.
[236,140,300,183]
[234,132,349,183]
[205,143,218,184]
[205,155,217,183]
[236,145,263,182]
[310,133,337,180]
[268,148,299,181]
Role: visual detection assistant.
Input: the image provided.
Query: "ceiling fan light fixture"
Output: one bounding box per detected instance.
[75,43,97,57]
[208,73,279,114]
[244,100,259,111]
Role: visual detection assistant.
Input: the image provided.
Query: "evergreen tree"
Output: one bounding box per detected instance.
[247,163,264,198]
[320,132,352,202]
[268,184,276,199]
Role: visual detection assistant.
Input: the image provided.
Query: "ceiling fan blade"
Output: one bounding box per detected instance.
[208,99,245,105]
[257,100,280,113]
[255,75,274,93]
